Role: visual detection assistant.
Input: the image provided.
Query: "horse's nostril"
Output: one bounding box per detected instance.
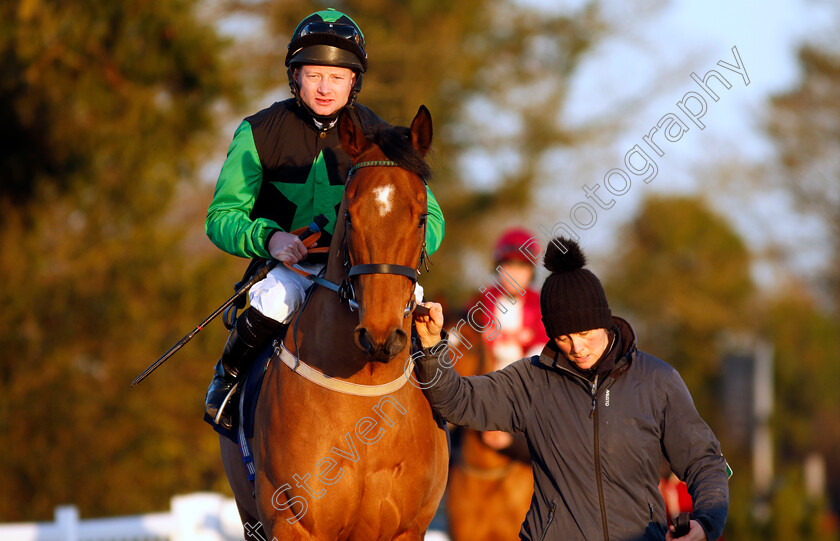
[355,327,407,358]
[354,328,374,353]
[386,328,408,356]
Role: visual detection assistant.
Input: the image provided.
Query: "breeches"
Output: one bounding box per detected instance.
[248,262,424,323]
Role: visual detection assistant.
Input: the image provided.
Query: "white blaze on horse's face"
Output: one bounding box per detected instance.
[372,184,394,217]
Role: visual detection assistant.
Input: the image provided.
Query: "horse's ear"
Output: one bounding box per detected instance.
[409,105,433,157]
[339,109,369,159]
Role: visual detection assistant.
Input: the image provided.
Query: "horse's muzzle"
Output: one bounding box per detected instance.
[354,327,408,361]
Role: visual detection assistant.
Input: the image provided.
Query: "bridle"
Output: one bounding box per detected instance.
[277,158,430,388]
[288,159,430,318]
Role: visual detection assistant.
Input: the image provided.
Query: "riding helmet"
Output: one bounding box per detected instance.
[494,228,538,264]
[285,9,367,106]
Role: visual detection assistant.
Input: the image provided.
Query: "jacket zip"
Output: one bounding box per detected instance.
[590,375,610,541]
[551,361,621,541]
[538,502,557,541]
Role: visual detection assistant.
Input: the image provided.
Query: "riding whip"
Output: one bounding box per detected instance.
[130,214,329,387]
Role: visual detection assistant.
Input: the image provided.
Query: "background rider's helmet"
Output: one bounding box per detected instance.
[494,228,537,264]
[285,9,367,108]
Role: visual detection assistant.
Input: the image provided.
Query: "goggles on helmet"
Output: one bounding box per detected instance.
[297,21,364,48]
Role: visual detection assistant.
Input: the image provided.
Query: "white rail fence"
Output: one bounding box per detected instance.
[0,493,246,541]
[0,492,451,541]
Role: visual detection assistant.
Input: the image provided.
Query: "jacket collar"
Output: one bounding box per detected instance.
[289,99,343,130]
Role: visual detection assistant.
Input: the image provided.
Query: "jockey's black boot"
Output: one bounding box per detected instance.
[205,307,284,429]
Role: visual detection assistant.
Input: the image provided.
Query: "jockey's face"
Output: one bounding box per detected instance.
[498,259,534,289]
[553,328,609,370]
[295,65,356,117]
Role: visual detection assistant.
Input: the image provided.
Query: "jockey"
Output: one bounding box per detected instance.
[479,228,548,369]
[203,9,445,429]
[469,227,547,455]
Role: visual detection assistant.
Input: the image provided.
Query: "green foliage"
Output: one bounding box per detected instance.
[726,463,837,541]
[604,194,754,412]
[757,288,840,523]
[0,0,239,520]
[765,41,840,523]
[764,291,840,455]
[767,45,840,313]
[0,0,234,204]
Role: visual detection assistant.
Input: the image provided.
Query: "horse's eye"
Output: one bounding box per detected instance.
[345,211,352,224]
[418,214,428,229]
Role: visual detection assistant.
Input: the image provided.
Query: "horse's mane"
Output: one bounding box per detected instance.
[373,125,432,182]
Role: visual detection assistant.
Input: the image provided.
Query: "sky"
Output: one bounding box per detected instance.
[561,0,832,170]
[522,0,836,286]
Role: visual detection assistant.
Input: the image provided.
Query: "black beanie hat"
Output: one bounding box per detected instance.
[540,237,612,338]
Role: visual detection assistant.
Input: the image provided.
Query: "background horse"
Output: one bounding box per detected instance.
[220,106,448,540]
[445,316,534,541]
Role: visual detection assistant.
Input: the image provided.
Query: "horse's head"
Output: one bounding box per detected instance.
[336,105,433,362]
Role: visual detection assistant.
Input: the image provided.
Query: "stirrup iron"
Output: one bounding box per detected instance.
[214,381,240,426]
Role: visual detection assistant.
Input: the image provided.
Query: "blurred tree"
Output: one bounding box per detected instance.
[765,40,840,523]
[0,0,240,520]
[759,286,840,527]
[767,45,840,314]
[764,289,840,461]
[722,285,840,539]
[726,462,837,541]
[603,194,754,415]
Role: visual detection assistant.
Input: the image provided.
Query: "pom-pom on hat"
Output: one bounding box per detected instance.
[540,237,612,338]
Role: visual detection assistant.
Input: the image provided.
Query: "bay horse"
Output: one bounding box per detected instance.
[445,317,533,541]
[219,106,448,540]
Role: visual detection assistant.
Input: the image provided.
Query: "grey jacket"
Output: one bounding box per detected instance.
[415,317,728,541]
